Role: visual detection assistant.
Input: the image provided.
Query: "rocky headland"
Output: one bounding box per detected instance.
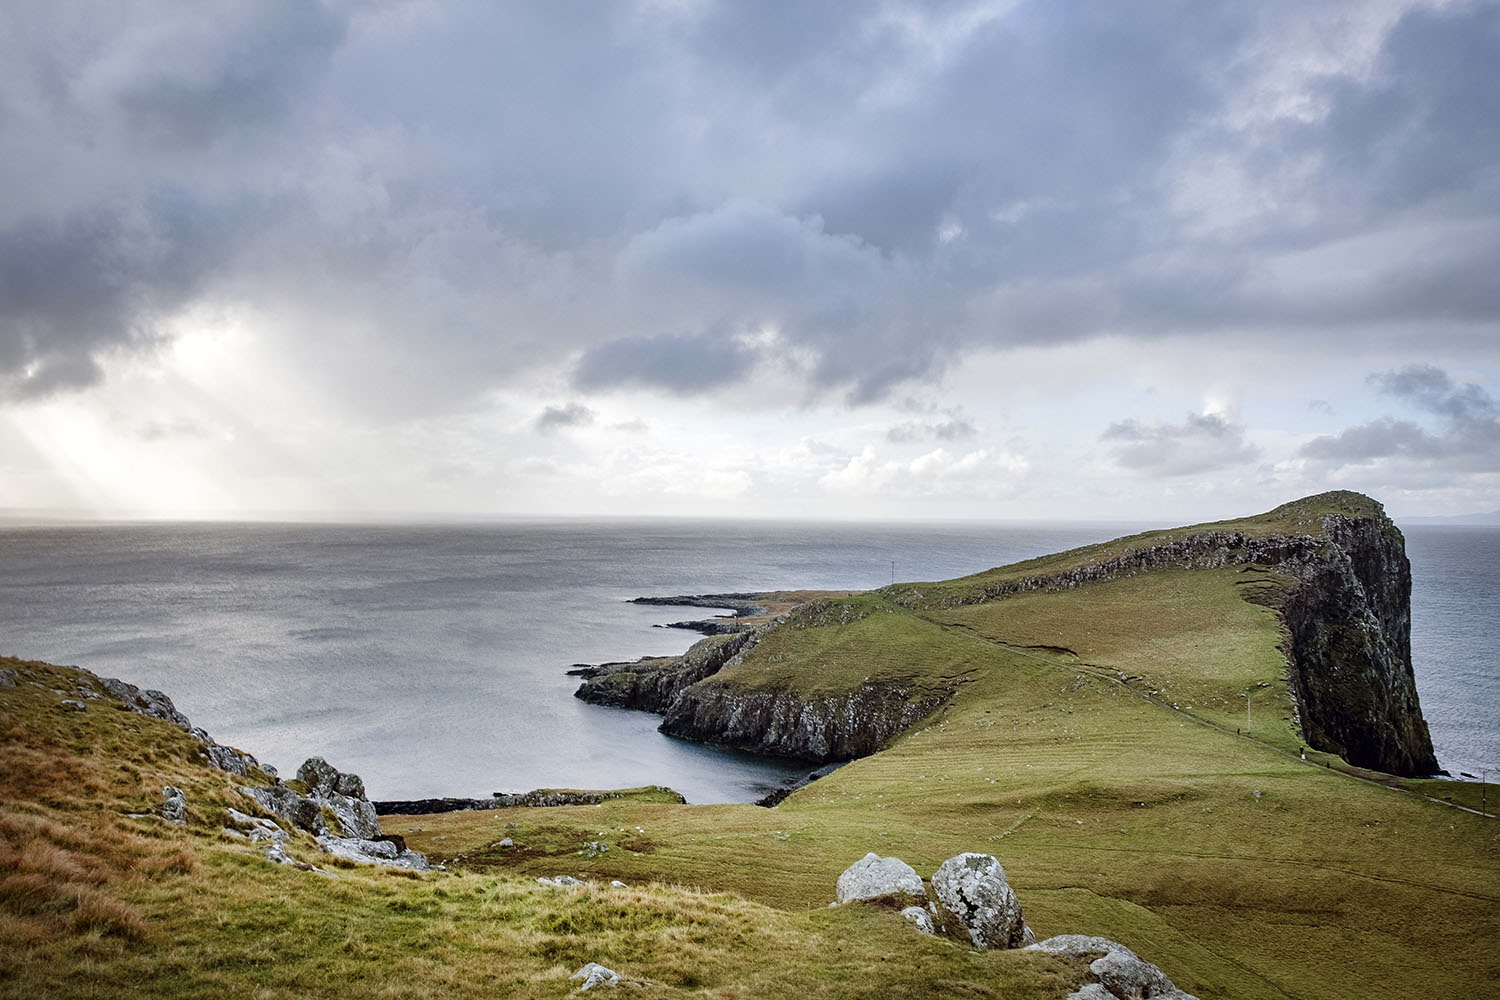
[577,492,1438,777]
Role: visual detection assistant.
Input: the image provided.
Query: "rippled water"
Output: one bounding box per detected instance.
[0,518,1491,800]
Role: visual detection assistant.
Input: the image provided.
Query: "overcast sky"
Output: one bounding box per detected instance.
[1,0,1497,521]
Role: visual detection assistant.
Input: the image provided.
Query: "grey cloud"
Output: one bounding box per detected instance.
[1103,412,1259,476]
[573,332,757,396]
[1301,366,1499,468]
[887,417,977,443]
[534,402,596,433]
[2,1,1496,412]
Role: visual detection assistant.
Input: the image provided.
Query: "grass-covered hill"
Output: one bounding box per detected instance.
[3,492,1497,998]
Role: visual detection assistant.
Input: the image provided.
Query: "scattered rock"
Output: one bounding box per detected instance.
[610,880,628,888]
[1026,935,1198,1000]
[59,699,86,712]
[581,840,610,858]
[498,837,514,847]
[161,786,187,825]
[537,875,586,888]
[836,852,924,903]
[932,853,1034,949]
[570,963,621,991]
[317,836,430,871]
[0,668,15,687]
[901,906,935,935]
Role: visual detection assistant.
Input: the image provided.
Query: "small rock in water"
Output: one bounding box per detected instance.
[569,962,620,990]
[836,852,924,903]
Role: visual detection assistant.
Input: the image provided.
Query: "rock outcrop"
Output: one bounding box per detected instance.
[99,674,267,777]
[931,853,1034,949]
[242,757,382,841]
[1026,935,1199,1000]
[836,852,924,903]
[575,631,758,713]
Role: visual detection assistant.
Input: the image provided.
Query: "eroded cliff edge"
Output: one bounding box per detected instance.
[576,491,1438,777]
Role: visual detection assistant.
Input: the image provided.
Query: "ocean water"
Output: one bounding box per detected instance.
[0,519,1493,801]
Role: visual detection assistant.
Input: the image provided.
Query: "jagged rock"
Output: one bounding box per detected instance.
[242,784,328,834]
[225,808,288,843]
[932,853,1034,949]
[317,836,430,871]
[59,699,86,712]
[901,906,935,934]
[298,756,367,799]
[1026,935,1198,1000]
[161,786,187,825]
[836,852,924,903]
[201,741,257,776]
[570,963,621,990]
[0,668,16,687]
[101,677,192,728]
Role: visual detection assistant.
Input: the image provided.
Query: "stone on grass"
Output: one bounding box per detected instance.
[570,962,620,990]
[161,786,187,825]
[317,835,430,871]
[60,699,86,712]
[836,852,924,903]
[932,852,1033,949]
[1025,935,1198,1000]
[0,668,16,687]
[900,905,935,935]
[537,875,586,888]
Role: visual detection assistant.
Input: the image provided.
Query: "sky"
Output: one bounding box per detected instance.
[1,0,1497,522]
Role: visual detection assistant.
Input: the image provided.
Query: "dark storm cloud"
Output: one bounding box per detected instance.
[1301,366,1500,468]
[1,1,1496,408]
[1103,412,1259,476]
[533,402,596,433]
[573,332,757,396]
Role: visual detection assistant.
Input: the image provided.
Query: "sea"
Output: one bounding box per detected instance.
[0,520,1494,801]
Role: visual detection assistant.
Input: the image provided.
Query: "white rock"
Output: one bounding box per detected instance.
[161,786,187,825]
[835,852,924,903]
[569,962,620,990]
[932,853,1033,949]
[537,875,586,888]
[900,905,935,935]
[1026,935,1198,1000]
[610,880,628,888]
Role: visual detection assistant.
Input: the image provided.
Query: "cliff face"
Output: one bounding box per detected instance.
[575,629,759,712]
[1277,515,1437,776]
[658,680,950,761]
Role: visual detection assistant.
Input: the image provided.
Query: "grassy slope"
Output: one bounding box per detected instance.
[0,657,1082,999]
[5,492,1497,998]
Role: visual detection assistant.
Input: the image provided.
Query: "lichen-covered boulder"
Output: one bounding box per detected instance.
[293,757,380,839]
[1026,935,1198,1000]
[932,852,1034,948]
[836,852,925,902]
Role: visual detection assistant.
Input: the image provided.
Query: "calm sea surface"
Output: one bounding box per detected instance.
[0,520,1494,800]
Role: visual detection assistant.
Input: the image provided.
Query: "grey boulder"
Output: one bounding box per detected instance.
[160,786,187,825]
[570,963,620,990]
[932,852,1034,949]
[1025,935,1198,1000]
[900,905,935,935]
[317,835,430,871]
[836,852,924,903]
